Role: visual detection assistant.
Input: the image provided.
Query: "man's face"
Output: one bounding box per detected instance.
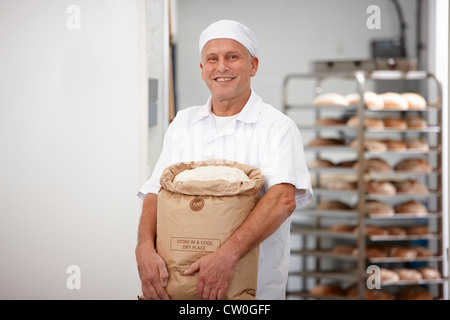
[200,39,258,103]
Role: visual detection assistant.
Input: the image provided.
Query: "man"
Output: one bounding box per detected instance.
[136,19,312,300]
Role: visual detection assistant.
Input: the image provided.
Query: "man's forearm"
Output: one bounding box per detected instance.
[218,183,297,264]
[136,193,158,251]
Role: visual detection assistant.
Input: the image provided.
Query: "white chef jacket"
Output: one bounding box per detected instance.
[137,89,313,300]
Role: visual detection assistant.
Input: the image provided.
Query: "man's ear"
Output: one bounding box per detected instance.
[250,56,259,77]
[200,62,205,81]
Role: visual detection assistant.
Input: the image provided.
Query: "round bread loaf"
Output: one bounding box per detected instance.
[307,137,345,147]
[307,158,335,168]
[395,200,428,216]
[405,225,430,235]
[395,179,429,194]
[331,244,357,255]
[345,91,384,110]
[405,138,429,151]
[327,180,357,190]
[394,158,432,173]
[418,267,441,280]
[413,245,433,257]
[346,116,384,129]
[365,158,392,173]
[383,117,407,129]
[406,115,427,129]
[349,138,387,151]
[380,268,400,284]
[336,159,358,168]
[346,285,394,300]
[402,92,427,110]
[397,286,433,300]
[329,224,355,233]
[366,244,387,258]
[317,200,352,211]
[313,93,349,106]
[365,200,394,216]
[385,226,407,236]
[395,268,423,281]
[366,180,396,195]
[315,117,346,126]
[384,139,406,151]
[356,225,388,236]
[309,284,344,296]
[380,92,409,110]
[389,246,417,259]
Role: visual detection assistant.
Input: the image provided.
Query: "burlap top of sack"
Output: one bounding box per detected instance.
[156,159,264,300]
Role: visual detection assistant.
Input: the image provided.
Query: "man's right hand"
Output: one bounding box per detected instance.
[136,243,170,300]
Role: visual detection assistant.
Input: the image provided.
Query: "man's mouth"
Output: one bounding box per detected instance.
[214,77,234,82]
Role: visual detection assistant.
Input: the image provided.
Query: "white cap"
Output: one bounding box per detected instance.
[199,19,259,58]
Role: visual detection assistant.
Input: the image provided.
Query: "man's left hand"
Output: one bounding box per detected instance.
[184,250,235,300]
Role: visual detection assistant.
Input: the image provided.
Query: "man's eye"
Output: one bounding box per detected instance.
[208,57,217,62]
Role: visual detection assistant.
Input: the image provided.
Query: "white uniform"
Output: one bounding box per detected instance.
[138,89,313,299]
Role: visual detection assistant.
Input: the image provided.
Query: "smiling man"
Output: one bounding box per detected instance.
[136,19,312,300]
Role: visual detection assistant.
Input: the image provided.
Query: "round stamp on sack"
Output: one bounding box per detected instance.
[189,197,205,212]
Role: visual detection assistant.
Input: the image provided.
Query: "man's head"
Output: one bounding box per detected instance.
[199,20,259,107]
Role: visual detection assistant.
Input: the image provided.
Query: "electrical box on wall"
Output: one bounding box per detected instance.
[148,78,158,126]
[371,38,405,58]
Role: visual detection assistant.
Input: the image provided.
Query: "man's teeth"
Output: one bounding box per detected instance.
[216,78,232,82]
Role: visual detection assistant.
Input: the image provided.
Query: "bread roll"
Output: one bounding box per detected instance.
[405,225,430,235]
[394,158,432,173]
[350,138,387,151]
[395,268,422,281]
[395,200,428,216]
[329,224,355,233]
[346,116,384,129]
[326,180,357,190]
[380,92,409,110]
[418,267,441,280]
[365,158,392,173]
[331,244,357,255]
[405,138,429,151]
[366,180,396,195]
[395,180,429,194]
[313,93,349,106]
[366,244,387,258]
[317,200,351,211]
[383,117,407,129]
[402,92,427,110]
[384,139,406,151]
[365,200,394,217]
[406,115,427,129]
[385,226,407,236]
[315,118,346,126]
[307,137,345,147]
[307,158,335,168]
[397,286,433,300]
[389,246,417,259]
[309,284,344,296]
[413,245,433,257]
[346,285,394,300]
[346,91,384,110]
[380,268,400,284]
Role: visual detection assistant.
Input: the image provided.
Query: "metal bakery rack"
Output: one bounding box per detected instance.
[282,70,448,300]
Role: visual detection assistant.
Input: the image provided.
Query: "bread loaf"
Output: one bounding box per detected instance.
[395,200,428,216]
[307,137,345,147]
[346,116,384,129]
[313,93,349,106]
[364,200,394,217]
[395,180,429,194]
[418,267,441,280]
[331,244,357,255]
[364,158,392,173]
[379,92,409,110]
[366,244,387,258]
[402,92,427,110]
[383,117,407,129]
[315,118,346,126]
[385,226,407,236]
[405,225,430,235]
[394,158,432,173]
[384,139,406,151]
[309,284,344,296]
[366,180,396,195]
[350,138,387,151]
[326,180,358,191]
[345,91,384,110]
[380,268,400,284]
[405,138,429,151]
[395,268,422,281]
[413,245,433,257]
[329,224,355,233]
[389,246,417,259]
[346,285,394,300]
[406,115,427,129]
[397,286,433,300]
[317,200,352,211]
[307,158,335,168]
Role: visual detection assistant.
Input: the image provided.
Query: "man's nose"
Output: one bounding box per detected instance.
[217,58,229,72]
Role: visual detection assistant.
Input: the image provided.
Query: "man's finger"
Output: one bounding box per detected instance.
[184,260,200,276]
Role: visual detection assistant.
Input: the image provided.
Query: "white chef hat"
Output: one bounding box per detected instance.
[199,19,259,58]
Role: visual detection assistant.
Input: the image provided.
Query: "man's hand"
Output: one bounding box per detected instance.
[136,243,170,300]
[184,250,236,300]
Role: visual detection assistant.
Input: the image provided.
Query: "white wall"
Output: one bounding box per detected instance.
[175,0,420,111]
[0,0,146,299]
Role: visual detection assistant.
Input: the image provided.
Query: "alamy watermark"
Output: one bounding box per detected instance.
[367,5,381,30]
[66,265,81,290]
